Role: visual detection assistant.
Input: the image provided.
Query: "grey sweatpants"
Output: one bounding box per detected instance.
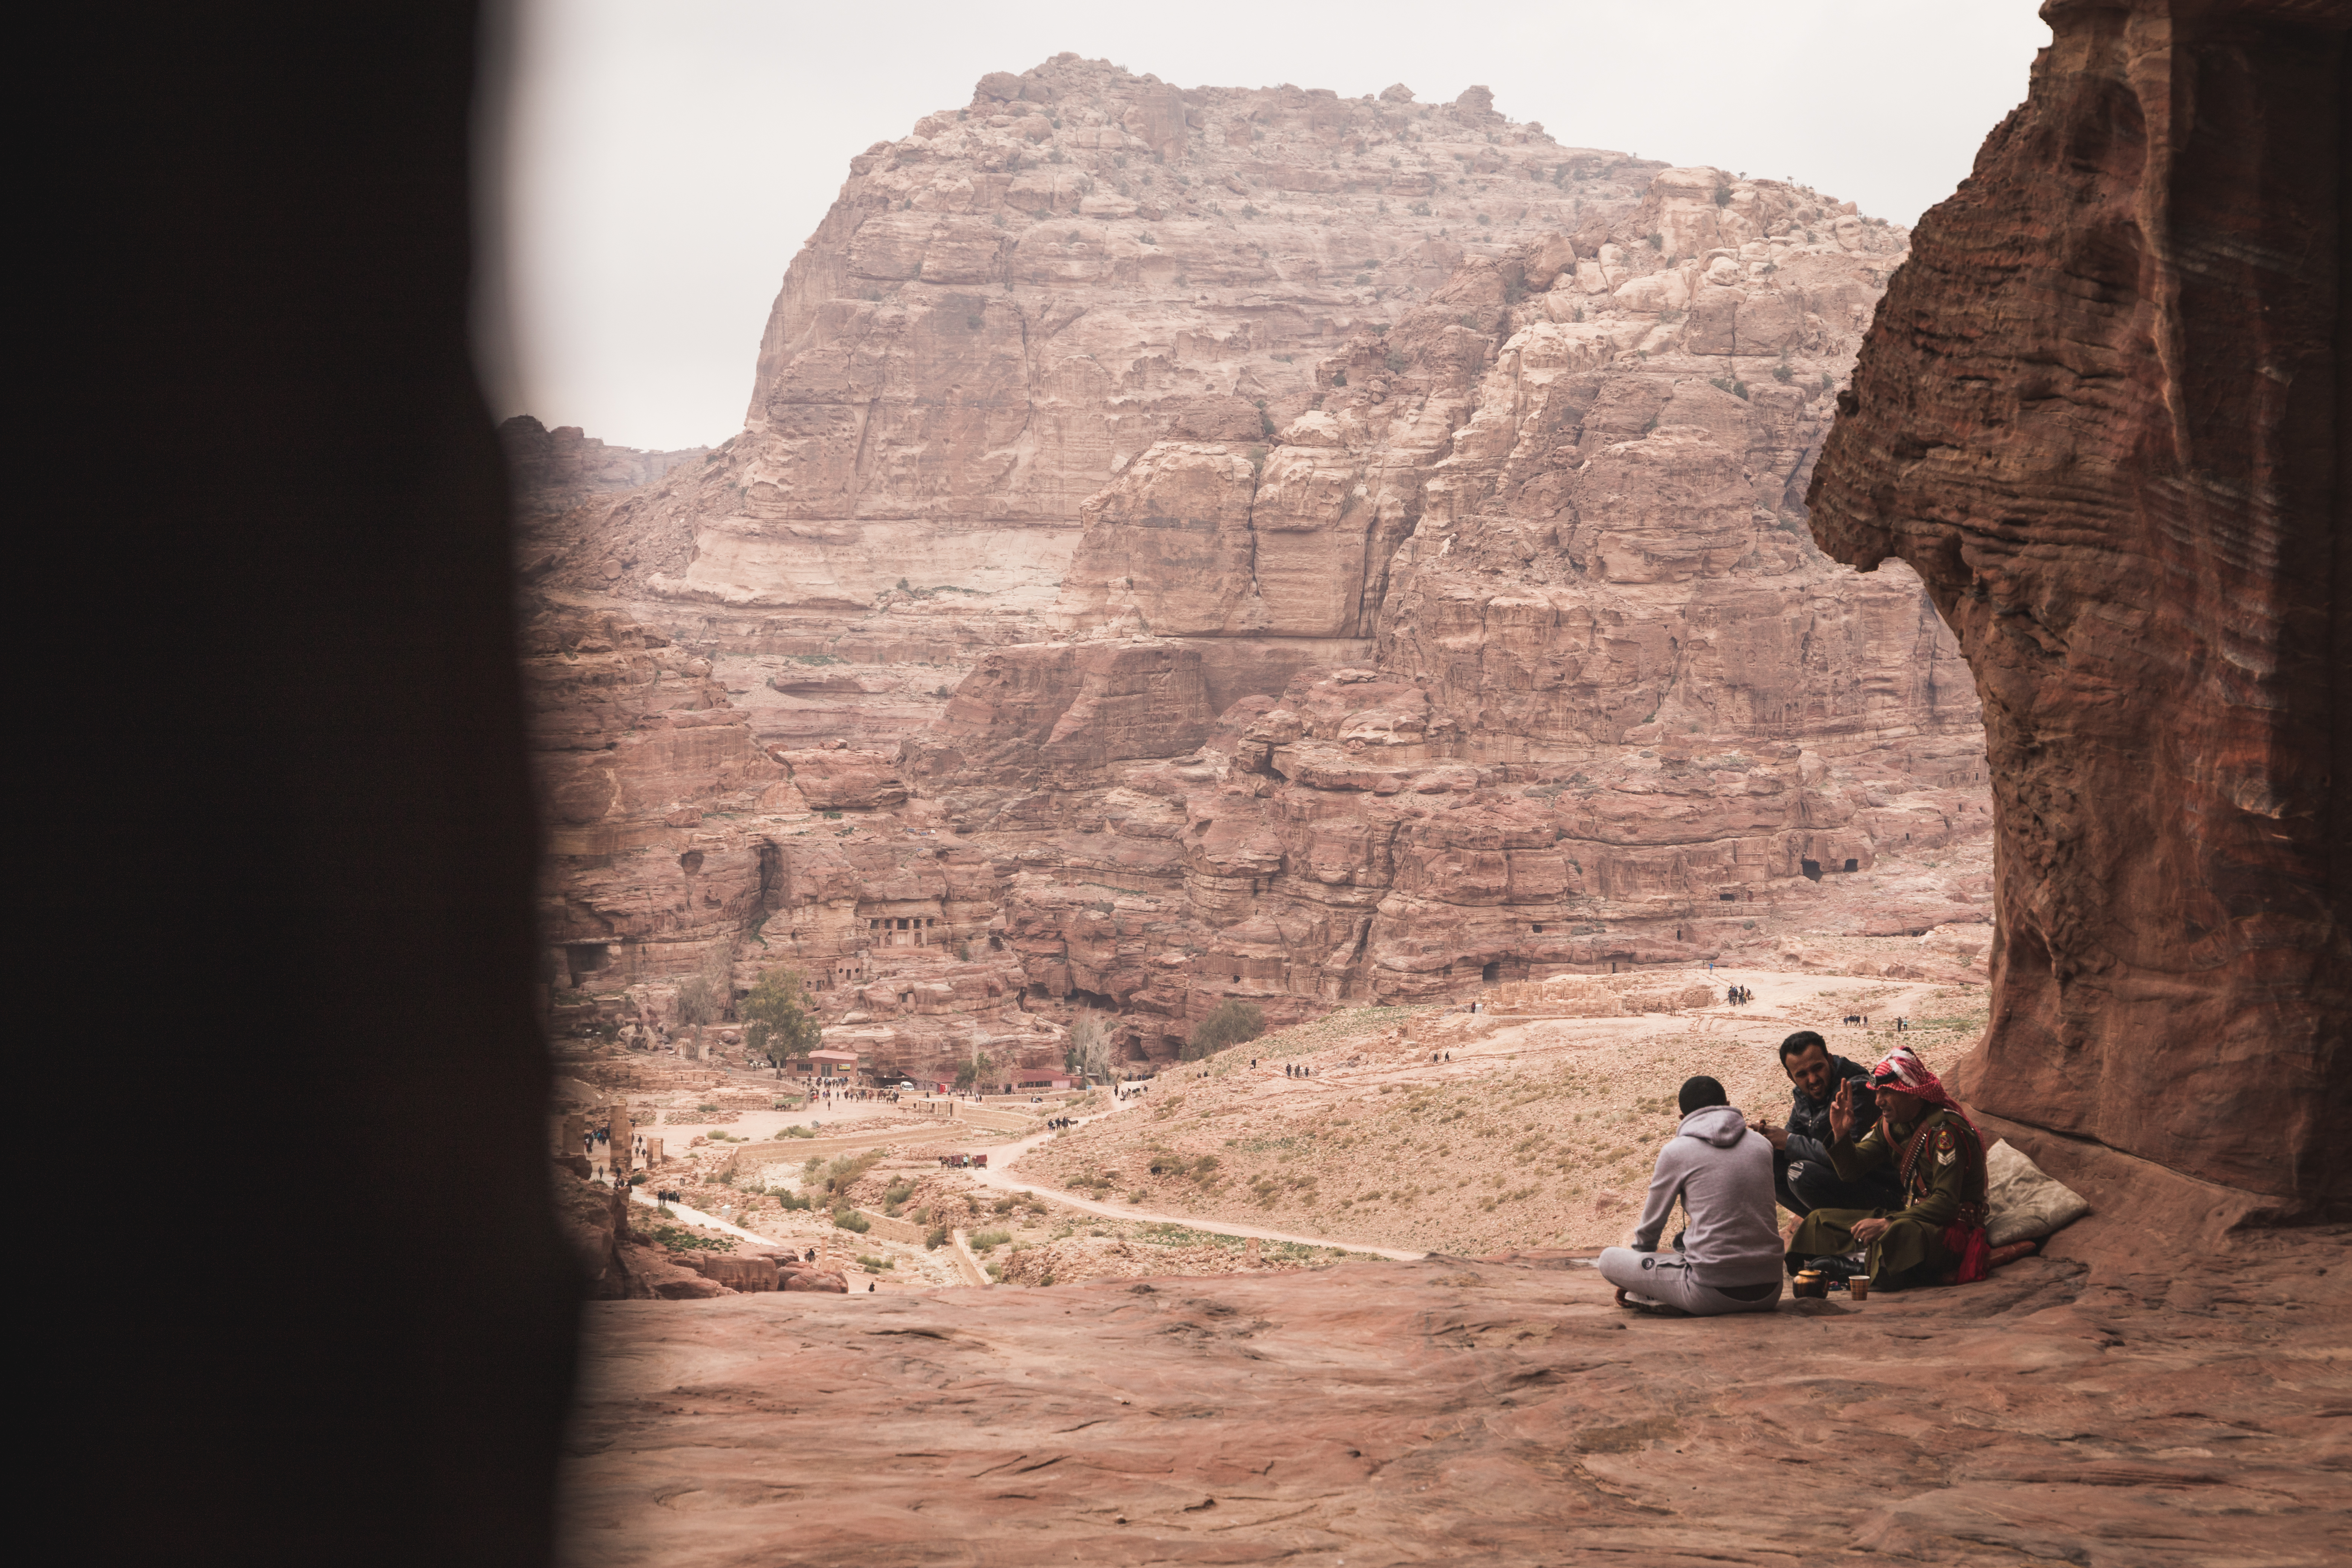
[1597,1247,1783,1315]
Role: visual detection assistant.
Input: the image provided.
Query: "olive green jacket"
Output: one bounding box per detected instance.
[1827,1107,1975,1230]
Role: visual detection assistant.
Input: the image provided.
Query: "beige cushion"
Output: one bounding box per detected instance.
[1984,1138,2092,1246]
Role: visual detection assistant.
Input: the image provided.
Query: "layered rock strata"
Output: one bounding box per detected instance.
[1808,0,2348,1217]
[524,57,1993,1077]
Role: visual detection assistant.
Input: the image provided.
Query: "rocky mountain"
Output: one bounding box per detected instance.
[520,55,1993,1080]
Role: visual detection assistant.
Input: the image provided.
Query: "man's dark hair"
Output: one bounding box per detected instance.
[1678,1075,1729,1115]
[1778,1030,1828,1066]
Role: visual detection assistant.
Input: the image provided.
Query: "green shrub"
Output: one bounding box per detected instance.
[775,1124,815,1139]
[1184,999,1266,1060]
[925,1225,949,1250]
[968,1230,1012,1251]
[646,1225,731,1254]
[831,1207,871,1234]
[810,1149,883,1197]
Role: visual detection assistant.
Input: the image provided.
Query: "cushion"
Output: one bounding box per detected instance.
[1983,1138,2092,1246]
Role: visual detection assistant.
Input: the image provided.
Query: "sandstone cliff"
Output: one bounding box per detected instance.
[1808,0,2348,1217]
[522,56,1992,1079]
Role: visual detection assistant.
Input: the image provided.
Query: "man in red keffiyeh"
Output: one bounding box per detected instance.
[1785,1046,2027,1289]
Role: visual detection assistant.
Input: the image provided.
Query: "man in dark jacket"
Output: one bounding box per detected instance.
[1756,1031,1904,1215]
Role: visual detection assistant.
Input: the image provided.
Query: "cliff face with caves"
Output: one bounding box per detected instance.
[1809,0,2347,1218]
[520,54,1994,1080]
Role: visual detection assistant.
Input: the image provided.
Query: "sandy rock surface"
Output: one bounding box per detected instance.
[560,1230,2348,1566]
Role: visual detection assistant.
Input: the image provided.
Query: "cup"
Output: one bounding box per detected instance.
[1849,1277,1870,1301]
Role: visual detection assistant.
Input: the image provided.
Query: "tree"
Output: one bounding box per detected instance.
[1183,1000,1265,1061]
[1066,1012,1119,1084]
[674,946,737,1028]
[739,967,822,1077]
[953,1048,996,1092]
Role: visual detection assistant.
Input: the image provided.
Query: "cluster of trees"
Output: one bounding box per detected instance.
[1182,999,1265,1061]
[708,963,1267,1081]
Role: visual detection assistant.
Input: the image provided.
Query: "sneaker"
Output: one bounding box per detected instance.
[1613,1287,1687,1317]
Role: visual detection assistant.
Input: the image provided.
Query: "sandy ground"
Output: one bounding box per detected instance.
[1020,959,1989,1257]
[573,946,1988,1283]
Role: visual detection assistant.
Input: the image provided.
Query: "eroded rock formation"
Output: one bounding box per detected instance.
[522,56,1996,1079]
[1808,0,2348,1216]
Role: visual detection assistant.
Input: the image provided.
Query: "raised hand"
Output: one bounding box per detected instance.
[1829,1080,1857,1144]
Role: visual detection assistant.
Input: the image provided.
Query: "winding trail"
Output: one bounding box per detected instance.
[955,1089,1428,1265]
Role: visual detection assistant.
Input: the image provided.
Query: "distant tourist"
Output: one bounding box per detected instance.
[1598,1076,1783,1316]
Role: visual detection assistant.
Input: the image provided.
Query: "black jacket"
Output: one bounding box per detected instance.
[1785,1054,1877,1167]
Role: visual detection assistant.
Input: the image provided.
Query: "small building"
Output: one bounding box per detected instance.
[807,1048,862,1080]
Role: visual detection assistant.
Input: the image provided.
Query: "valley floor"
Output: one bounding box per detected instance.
[555,951,2346,1565]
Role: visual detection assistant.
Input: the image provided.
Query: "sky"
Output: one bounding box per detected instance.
[477,0,2051,452]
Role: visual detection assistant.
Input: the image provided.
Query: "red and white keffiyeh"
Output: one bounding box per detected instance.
[1867,1046,1991,1282]
[1867,1046,1981,1139]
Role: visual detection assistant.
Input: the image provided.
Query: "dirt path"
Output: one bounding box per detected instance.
[626,1187,770,1245]
[955,1091,1427,1263]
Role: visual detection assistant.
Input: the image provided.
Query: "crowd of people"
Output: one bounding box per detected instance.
[1596,1035,2040,1315]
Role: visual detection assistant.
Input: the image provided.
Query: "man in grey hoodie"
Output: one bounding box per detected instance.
[1597,1076,1785,1316]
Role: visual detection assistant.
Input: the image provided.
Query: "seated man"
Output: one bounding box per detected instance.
[1785,1046,2024,1290]
[1598,1076,1784,1316]
[1756,1031,1905,1217]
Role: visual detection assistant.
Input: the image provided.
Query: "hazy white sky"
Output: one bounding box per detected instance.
[479,0,2049,451]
